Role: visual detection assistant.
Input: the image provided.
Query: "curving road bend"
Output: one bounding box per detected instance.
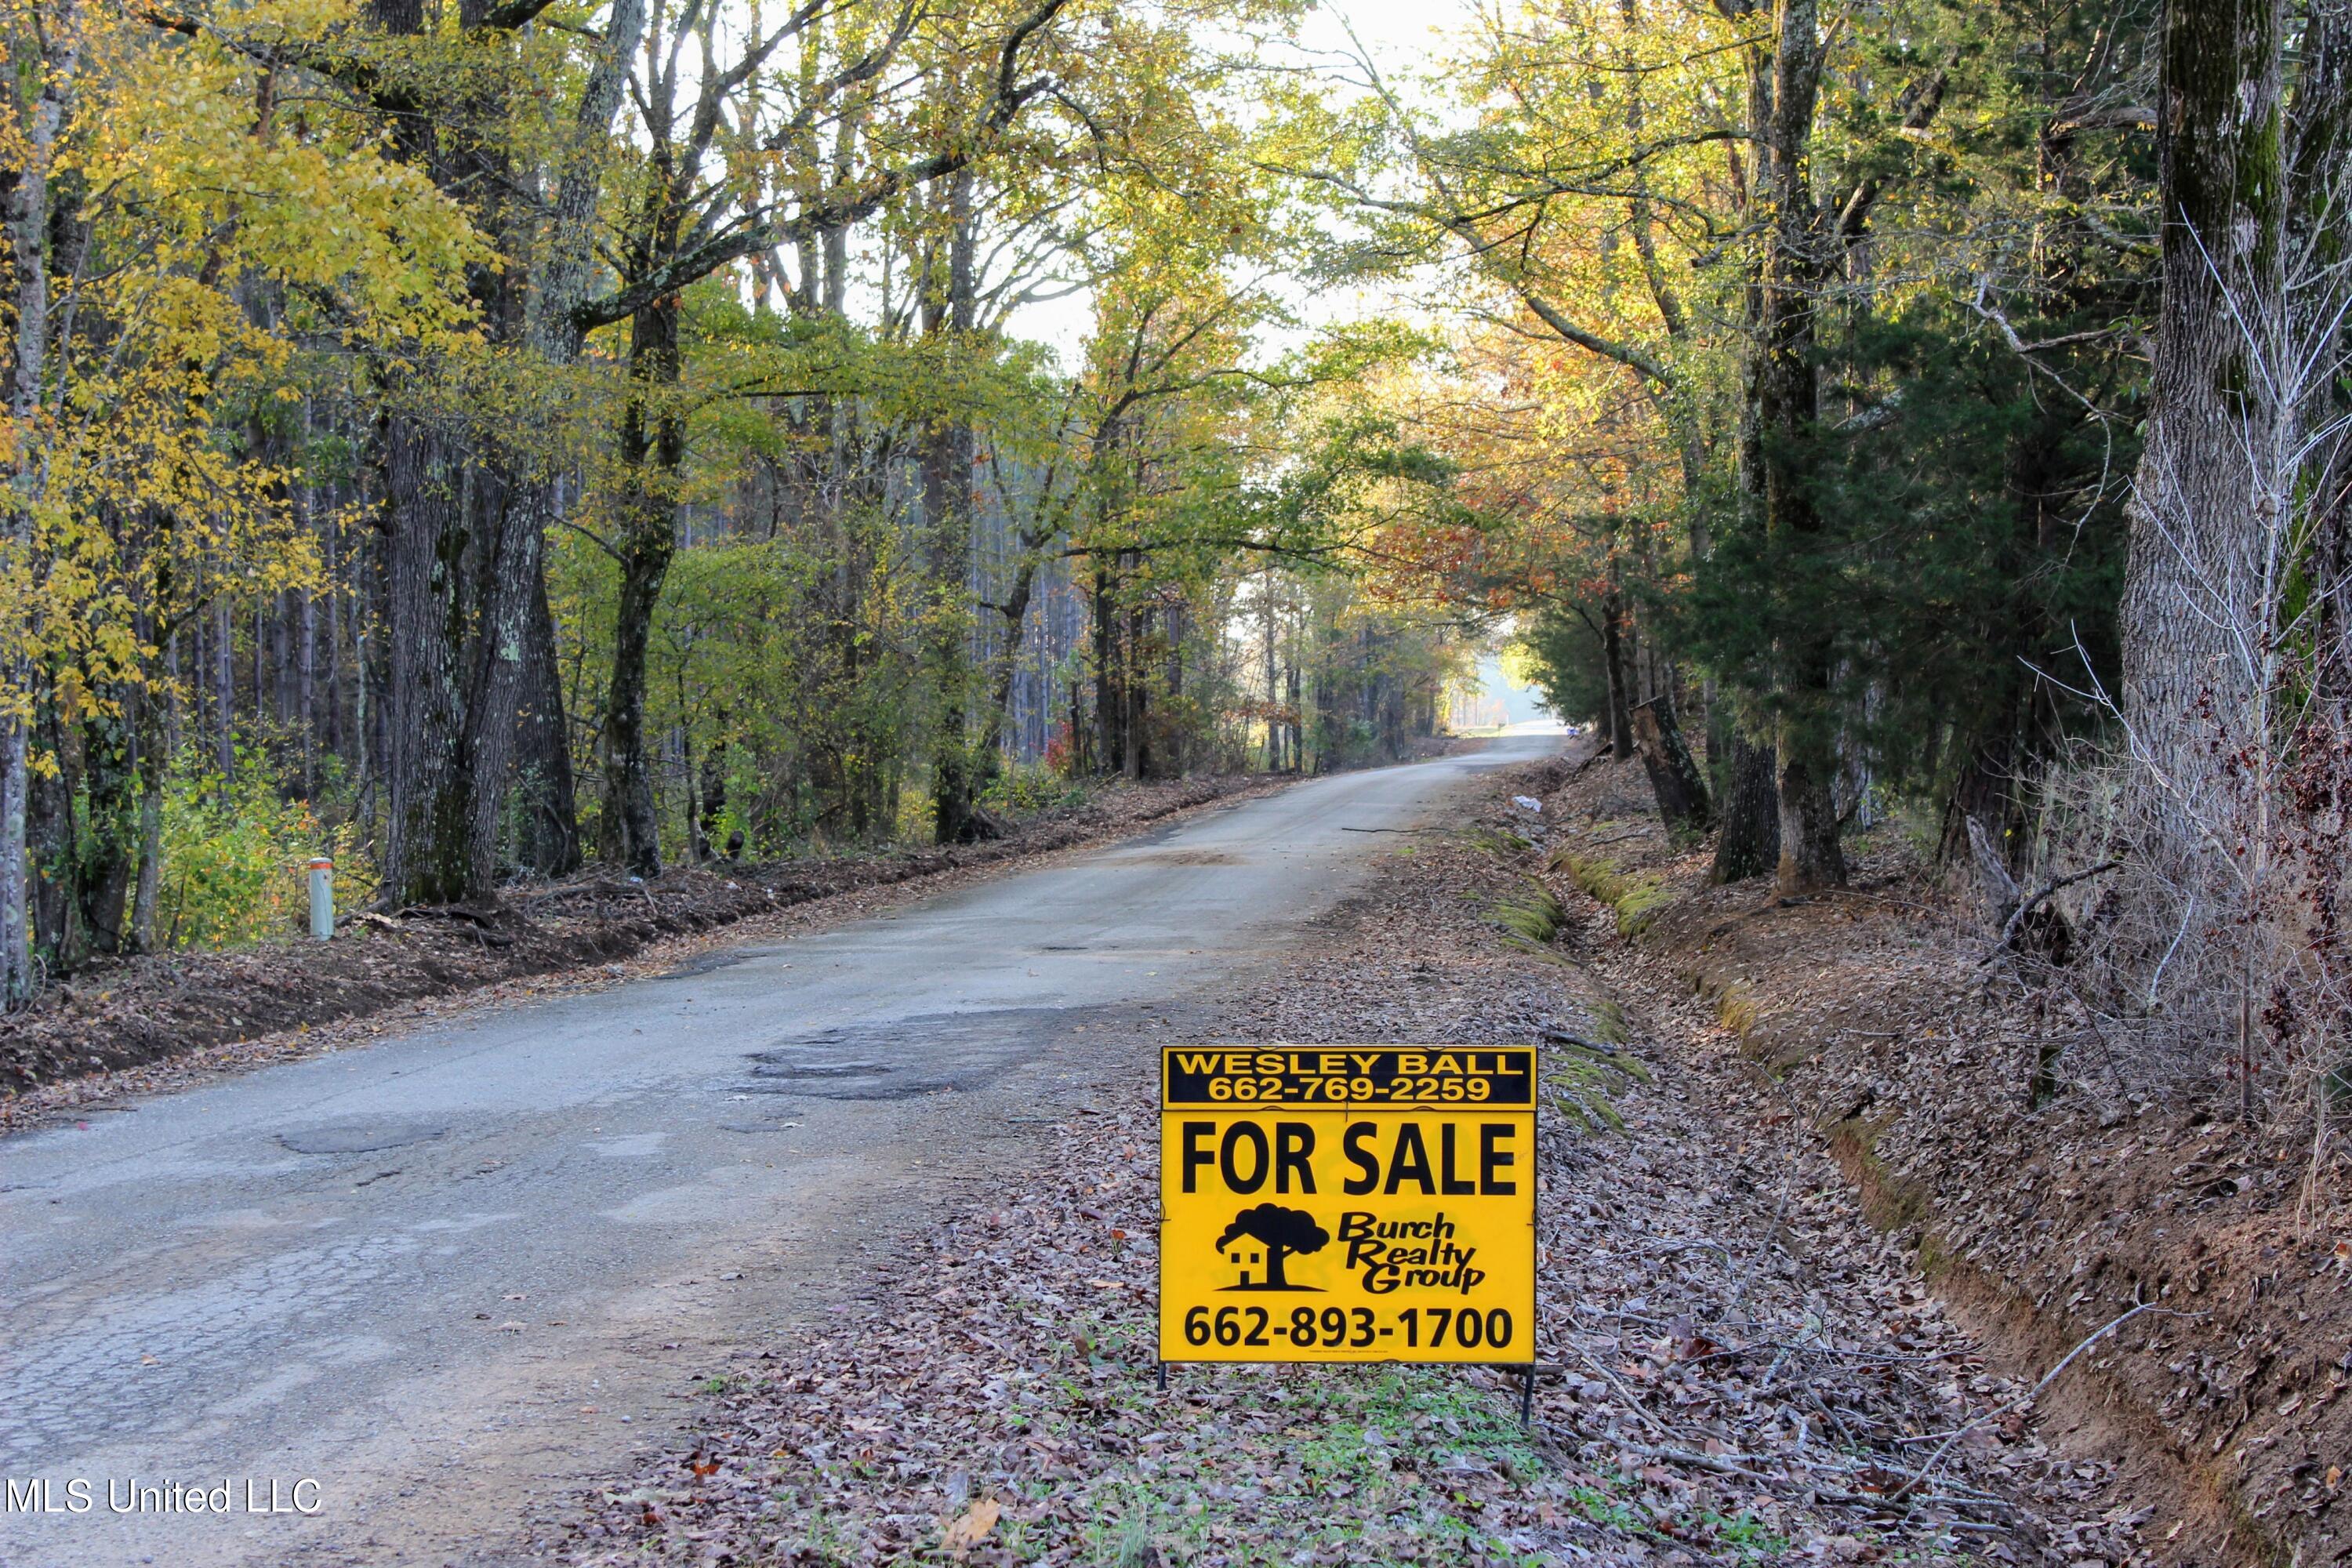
[0,734,1559,1568]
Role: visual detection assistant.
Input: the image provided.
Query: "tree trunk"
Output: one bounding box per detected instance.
[512,562,583,876]
[1632,690,1713,834]
[1601,586,1634,760]
[28,686,78,971]
[978,550,1043,762]
[298,579,317,793]
[129,681,165,953]
[1774,743,1847,894]
[1123,586,1152,779]
[1709,728,1780,884]
[0,0,81,1000]
[1093,561,1127,778]
[1286,659,1303,771]
[924,169,982,844]
[2299,3,2352,726]
[379,415,477,905]
[75,689,138,953]
[325,507,344,757]
[369,0,643,903]
[2117,0,2288,860]
[598,295,682,878]
[694,735,728,859]
[1262,572,1279,769]
[1755,0,1846,894]
[598,527,670,874]
[369,0,494,907]
[477,0,641,886]
[212,596,234,779]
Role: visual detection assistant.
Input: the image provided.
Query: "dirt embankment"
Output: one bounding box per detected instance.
[1526,742,2350,1567]
[0,774,1282,1112]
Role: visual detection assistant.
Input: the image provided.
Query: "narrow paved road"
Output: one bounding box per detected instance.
[0,735,1557,1568]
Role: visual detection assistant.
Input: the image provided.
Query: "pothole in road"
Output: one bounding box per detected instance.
[754,1061,885,1079]
[278,1120,450,1155]
[662,946,782,979]
[735,999,1224,1102]
[739,1008,1080,1100]
[1111,850,1240,866]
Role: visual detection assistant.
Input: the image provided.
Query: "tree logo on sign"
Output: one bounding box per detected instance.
[1214,1203,1329,1290]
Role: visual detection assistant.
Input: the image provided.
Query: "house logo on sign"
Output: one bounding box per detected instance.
[1216,1203,1328,1291]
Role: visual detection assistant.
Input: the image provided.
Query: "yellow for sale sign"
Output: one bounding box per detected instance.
[1158,1046,1537,1364]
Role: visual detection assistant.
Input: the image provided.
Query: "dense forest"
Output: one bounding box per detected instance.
[0,0,2343,1114]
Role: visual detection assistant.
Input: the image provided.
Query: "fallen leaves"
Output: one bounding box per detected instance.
[939,1497,999,1554]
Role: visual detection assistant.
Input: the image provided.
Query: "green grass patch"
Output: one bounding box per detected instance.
[1548,1062,1628,1133]
[1076,1368,1551,1567]
[1465,826,1534,858]
[1490,880,1569,946]
[1544,1036,1650,1133]
[1552,852,1671,937]
[1700,1508,1795,1563]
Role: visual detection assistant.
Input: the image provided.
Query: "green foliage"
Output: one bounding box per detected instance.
[158,751,373,953]
[1080,1369,1548,1566]
[1511,606,1610,731]
[1682,301,2136,804]
[982,761,1088,815]
[1548,1054,1629,1133]
[1465,826,1532,856]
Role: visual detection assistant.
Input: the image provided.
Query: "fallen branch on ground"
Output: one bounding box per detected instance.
[1900,1301,2195,1510]
[1978,858,2124,964]
[1607,1440,2016,1520]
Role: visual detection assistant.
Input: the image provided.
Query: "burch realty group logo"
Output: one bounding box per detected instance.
[1213,1203,1492,1295]
[3,1475,322,1515]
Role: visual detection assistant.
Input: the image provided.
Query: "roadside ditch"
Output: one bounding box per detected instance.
[1527,743,2349,1567]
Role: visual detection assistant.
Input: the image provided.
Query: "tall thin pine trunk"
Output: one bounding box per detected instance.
[925,169,982,842]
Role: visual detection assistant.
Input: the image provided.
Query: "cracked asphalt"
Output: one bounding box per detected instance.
[0,735,1556,1568]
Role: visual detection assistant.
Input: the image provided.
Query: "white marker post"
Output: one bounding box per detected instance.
[307,857,334,941]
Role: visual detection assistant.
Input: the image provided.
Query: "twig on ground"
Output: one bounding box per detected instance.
[1610,1440,2016,1522]
[1900,1301,2194,1512]
[1562,1316,1675,1439]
